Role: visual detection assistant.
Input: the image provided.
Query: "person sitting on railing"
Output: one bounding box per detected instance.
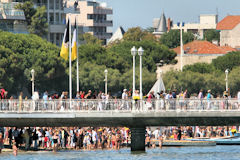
[133,90,140,110]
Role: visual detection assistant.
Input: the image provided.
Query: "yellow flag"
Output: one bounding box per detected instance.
[71,19,77,61]
[60,20,69,61]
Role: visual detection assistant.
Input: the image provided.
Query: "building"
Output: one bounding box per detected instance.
[107,26,125,44]
[65,0,113,45]
[159,40,236,73]
[152,12,168,38]
[0,2,28,33]
[0,0,66,46]
[171,14,218,39]
[216,15,240,48]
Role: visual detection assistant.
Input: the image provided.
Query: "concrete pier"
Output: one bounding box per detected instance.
[131,127,146,151]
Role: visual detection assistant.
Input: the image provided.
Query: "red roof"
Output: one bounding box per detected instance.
[173,40,236,55]
[217,15,240,30]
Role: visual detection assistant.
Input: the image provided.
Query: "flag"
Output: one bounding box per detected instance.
[71,18,77,61]
[60,19,69,61]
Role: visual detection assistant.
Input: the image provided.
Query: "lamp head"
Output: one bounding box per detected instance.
[225,69,229,74]
[131,46,137,56]
[138,47,144,56]
[31,69,35,74]
[104,69,108,74]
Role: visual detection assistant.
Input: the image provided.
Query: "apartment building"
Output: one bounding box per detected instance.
[65,0,113,45]
[0,1,28,33]
[0,0,66,46]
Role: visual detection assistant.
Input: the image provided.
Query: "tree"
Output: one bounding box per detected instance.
[15,1,36,26]
[28,6,48,37]
[212,51,240,71]
[160,30,194,48]
[15,1,48,37]
[105,40,176,73]
[183,63,215,74]
[204,29,220,42]
[79,33,102,45]
[0,31,67,95]
[123,27,156,42]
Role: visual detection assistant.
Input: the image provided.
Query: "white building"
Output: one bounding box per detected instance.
[171,14,218,39]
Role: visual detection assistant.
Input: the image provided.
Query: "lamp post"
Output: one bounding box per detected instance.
[104,69,108,95]
[131,46,137,98]
[138,47,144,100]
[177,22,184,72]
[31,69,35,96]
[225,69,229,92]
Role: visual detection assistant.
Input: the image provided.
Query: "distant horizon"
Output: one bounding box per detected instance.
[96,0,240,32]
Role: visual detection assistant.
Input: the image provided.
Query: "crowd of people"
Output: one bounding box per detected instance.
[0,125,239,155]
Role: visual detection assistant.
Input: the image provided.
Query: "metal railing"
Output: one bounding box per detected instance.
[0,99,239,112]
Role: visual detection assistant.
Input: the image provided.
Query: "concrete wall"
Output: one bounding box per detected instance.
[1,111,240,127]
[220,23,240,48]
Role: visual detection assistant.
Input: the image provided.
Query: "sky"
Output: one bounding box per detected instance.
[97,0,240,32]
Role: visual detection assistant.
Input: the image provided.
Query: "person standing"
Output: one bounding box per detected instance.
[198,89,204,110]
[19,92,23,111]
[207,90,212,110]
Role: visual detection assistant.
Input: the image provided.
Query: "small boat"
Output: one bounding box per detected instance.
[189,133,240,145]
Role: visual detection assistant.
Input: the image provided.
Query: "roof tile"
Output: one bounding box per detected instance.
[217,15,240,30]
[173,40,236,55]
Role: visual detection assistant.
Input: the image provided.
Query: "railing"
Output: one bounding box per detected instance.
[0,99,239,112]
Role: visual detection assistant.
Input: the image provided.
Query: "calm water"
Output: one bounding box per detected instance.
[1,146,240,160]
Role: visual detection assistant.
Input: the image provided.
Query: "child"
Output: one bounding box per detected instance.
[12,139,18,156]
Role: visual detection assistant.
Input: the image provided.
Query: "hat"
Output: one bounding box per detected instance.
[123,89,127,92]
[208,90,211,93]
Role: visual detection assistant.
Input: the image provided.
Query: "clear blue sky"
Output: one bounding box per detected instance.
[97,0,240,32]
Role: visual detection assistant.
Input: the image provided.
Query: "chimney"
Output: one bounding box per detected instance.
[167,18,171,32]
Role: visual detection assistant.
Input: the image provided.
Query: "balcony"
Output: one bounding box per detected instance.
[93,20,113,27]
[94,32,112,39]
[93,6,112,15]
[63,7,80,14]
[49,23,65,33]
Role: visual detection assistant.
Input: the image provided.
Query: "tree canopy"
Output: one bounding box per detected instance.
[164,51,240,96]
[159,30,194,48]
[15,1,48,37]
[204,29,220,42]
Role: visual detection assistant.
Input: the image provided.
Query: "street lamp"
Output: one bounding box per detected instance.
[177,22,185,72]
[138,47,144,100]
[131,46,137,98]
[225,69,229,92]
[104,69,108,95]
[31,69,35,96]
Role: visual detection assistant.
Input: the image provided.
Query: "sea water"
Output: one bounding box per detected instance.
[1,146,240,160]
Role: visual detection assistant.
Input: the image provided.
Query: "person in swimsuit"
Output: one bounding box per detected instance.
[12,139,18,156]
[53,132,58,152]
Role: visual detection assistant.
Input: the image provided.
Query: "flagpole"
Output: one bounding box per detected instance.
[69,16,72,107]
[76,16,79,92]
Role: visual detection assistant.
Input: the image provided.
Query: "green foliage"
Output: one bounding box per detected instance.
[212,51,240,71]
[15,1,48,37]
[28,6,48,37]
[163,70,225,96]
[204,29,220,42]
[183,63,215,74]
[0,31,66,95]
[159,30,194,48]
[123,27,156,42]
[79,33,102,45]
[15,1,36,26]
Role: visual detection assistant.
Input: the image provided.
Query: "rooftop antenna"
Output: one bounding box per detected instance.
[216,7,219,23]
